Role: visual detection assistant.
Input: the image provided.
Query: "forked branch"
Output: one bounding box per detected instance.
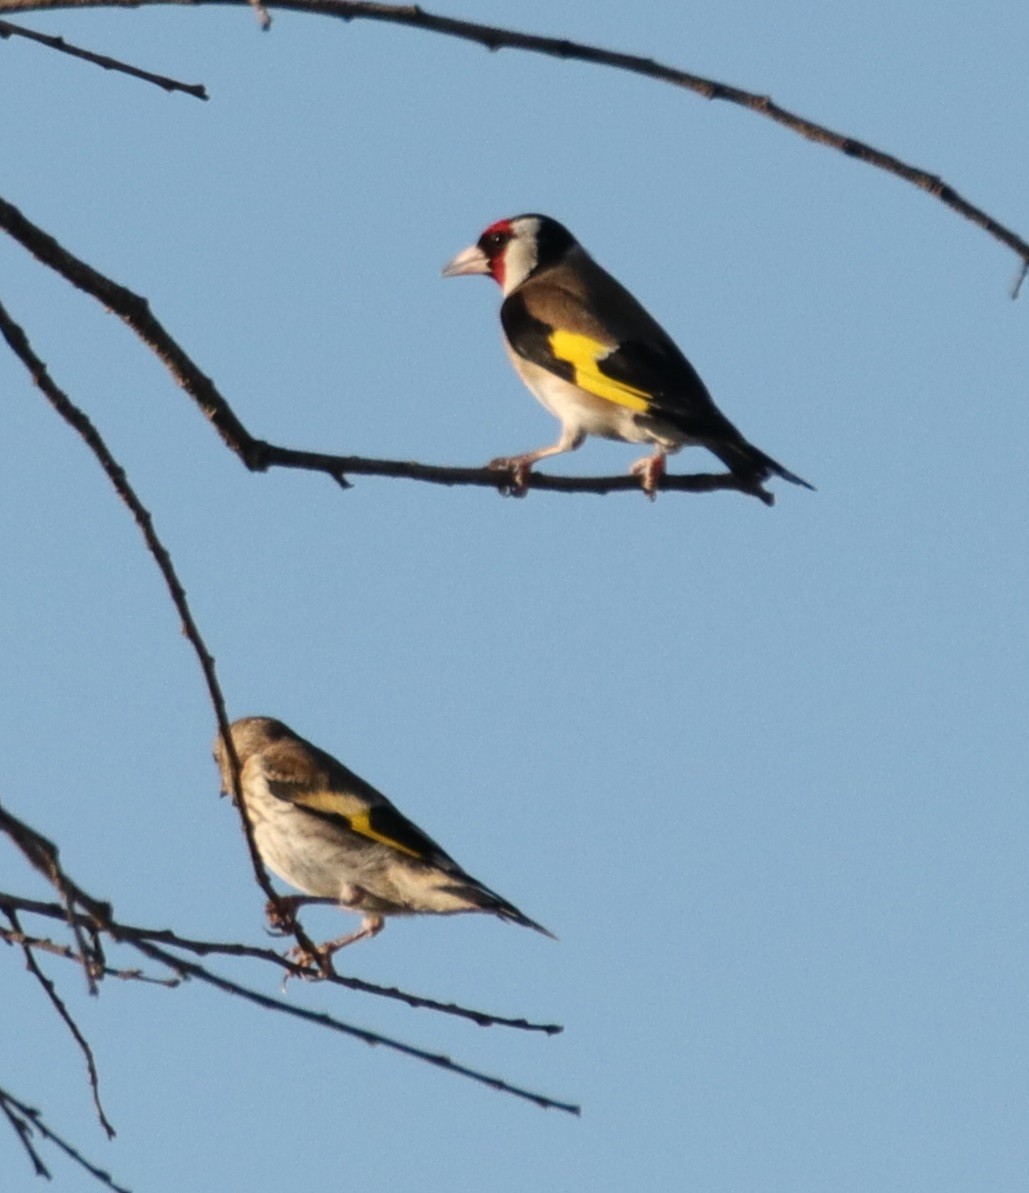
[0,1087,130,1192]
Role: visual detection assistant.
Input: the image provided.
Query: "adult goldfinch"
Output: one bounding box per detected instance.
[214,717,551,958]
[443,214,813,500]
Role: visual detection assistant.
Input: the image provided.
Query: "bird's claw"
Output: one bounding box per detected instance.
[488,456,532,497]
[629,454,665,501]
[265,896,301,936]
[282,943,336,984]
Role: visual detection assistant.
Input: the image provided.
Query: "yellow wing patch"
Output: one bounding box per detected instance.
[346,811,423,858]
[548,329,652,413]
[288,789,423,859]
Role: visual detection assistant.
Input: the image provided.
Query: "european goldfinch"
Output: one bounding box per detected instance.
[443,214,813,500]
[214,717,551,958]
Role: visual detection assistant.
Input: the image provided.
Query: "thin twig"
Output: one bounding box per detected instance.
[0,1090,49,1179]
[0,925,181,985]
[271,0,1029,276]
[0,836,576,1110]
[1011,259,1028,302]
[0,17,207,97]
[0,1086,131,1192]
[131,935,580,1114]
[0,195,261,469]
[0,0,1023,279]
[0,298,327,970]
[0,892,563,1033]
[3,908,115,1137]
[0,794,109,993]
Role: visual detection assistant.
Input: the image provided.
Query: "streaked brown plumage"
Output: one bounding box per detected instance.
[214,716,552,956]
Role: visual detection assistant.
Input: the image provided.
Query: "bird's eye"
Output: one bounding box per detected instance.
[484,230,509,249]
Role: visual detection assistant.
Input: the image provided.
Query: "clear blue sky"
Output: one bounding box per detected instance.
[2,3,1028,1190]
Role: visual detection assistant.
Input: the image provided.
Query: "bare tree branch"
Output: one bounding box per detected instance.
[0,1089,49,1180]
[0,194,776,503]
[0,0,1024,280]
[0,298,572,1033]
[0,820,578,1114]
[0,287,565,1011]
[0,295,334,973]
[0,777,110,993]
[0,1086,130,1192]
[0,195,261,462]
[0,17,208,97]
[125,935,580,1113]
[248,442,776,501]
[1,924,182,985]
[1,892,564,1033]
[3,907,115,1138]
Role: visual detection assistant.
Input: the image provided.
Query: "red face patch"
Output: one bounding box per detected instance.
[477,219,514,289]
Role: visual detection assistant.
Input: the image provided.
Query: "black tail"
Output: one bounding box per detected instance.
[451,879,556,939]
[495,903,557,940]
[712,437,815,494]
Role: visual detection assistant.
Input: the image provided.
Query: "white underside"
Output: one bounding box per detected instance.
[507,347,688,452]
[244,772,479,916]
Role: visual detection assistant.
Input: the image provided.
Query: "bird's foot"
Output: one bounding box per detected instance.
[265,895,307,935]
[264,894,339,934]
[281,942,336,986]
[488,456,533,497]
[629,452,666,500]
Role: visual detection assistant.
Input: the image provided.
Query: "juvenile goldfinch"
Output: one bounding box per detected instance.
[214,717,551,959]
[443,214,813,501]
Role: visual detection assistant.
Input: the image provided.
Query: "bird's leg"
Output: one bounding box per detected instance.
[281,914,385,983]
[285,913,385,974]
[629,447,667,500]
[282,885,386,981]
[318,913,386,960]
[488,430,584,496]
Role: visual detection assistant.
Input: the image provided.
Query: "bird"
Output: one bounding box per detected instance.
[442,213,813,501]
[213,716,552,962]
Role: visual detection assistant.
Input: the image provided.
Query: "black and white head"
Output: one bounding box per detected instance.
[442,214,577,296]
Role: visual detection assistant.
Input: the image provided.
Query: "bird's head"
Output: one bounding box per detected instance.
[442,214,575,296]
[212,715,289,795]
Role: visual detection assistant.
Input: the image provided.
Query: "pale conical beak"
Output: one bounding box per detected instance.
[441,243,490,278]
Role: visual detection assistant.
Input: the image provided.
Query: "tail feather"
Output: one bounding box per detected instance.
[713,437,815,493]
[497,904,557,940]
[448,879,556,939]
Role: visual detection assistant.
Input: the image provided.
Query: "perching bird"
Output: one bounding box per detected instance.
[214,716,551,959]
[443,213,813,500]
